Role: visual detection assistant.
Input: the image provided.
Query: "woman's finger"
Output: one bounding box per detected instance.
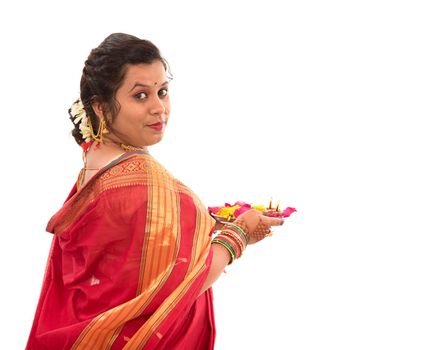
[261,215,284,227]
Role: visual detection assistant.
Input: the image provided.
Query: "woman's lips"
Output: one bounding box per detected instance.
[148,122,164,131]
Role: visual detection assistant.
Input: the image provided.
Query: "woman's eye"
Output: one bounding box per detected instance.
[135,92,147,100]
[159,88,168,97]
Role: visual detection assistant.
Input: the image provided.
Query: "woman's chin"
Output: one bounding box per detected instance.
[142,134,164,147]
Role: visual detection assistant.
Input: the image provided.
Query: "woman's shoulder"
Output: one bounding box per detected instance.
[95,152,152,191]
[90,151,198,201]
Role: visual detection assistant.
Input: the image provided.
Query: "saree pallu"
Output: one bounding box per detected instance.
[26,151,217,350]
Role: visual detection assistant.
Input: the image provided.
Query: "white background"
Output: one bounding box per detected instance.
[1,1,430,349]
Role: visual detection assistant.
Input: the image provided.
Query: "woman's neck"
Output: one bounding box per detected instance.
[84,142,124,170]
[103,135,149,152]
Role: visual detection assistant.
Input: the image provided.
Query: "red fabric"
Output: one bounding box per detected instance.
[26,154,216,349]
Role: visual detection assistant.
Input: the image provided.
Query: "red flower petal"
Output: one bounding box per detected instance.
[80,141,93,152]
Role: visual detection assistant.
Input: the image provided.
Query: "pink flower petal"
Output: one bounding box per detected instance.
[281,207,297,217]
[234,204,252,217]
[233,200,249,207]
[264,209,279,217]
[208,206,222,214]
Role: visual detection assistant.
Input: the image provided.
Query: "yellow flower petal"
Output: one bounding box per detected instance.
[251,204,267,212]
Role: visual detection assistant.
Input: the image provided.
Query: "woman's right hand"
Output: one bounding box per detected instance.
[233,209,284,245]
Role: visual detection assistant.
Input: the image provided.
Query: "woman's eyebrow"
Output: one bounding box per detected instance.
[128,81,169,92]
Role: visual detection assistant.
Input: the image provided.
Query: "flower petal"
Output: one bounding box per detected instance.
[233,200,249,207]
[217,205,240,218]
[208,206,222,214]
[281,207,297,217]
[251,204,267,212]
[234,204,252,217]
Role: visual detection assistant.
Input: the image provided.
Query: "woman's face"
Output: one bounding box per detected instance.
[107,61,171,147]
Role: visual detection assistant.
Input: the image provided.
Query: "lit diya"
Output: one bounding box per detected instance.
[208,198,296,225]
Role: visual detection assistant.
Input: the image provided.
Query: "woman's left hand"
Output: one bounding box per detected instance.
[233,209,284,245]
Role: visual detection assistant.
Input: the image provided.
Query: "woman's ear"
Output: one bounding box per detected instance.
[91,99,105,121]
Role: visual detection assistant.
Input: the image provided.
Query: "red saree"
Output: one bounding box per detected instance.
[26,151,217,349]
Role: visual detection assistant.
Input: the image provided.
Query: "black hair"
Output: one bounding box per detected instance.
[70,33,171,145]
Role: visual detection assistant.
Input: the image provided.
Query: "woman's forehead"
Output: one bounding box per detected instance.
[123,62,167,85]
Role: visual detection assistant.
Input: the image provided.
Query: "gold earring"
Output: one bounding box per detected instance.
[89,118,108,143]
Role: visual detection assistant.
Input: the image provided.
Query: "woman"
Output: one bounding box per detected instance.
[26,33,284,350]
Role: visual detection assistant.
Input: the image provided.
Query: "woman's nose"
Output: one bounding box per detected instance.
[150,96,166,115]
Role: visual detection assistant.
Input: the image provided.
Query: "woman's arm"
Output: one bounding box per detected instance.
[199,209,284,296]
[199,244,230,296]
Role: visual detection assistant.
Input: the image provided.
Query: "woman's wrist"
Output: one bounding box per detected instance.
[211,222,249,265]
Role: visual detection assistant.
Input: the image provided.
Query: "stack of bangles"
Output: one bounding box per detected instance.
[211,223,249,265]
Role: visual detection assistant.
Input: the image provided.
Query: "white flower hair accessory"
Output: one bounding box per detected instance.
[69,99,92,143]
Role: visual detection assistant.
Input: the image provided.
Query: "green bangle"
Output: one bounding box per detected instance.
[213,239,237,260]
[212,239,236,264]
[226,224,249,245]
